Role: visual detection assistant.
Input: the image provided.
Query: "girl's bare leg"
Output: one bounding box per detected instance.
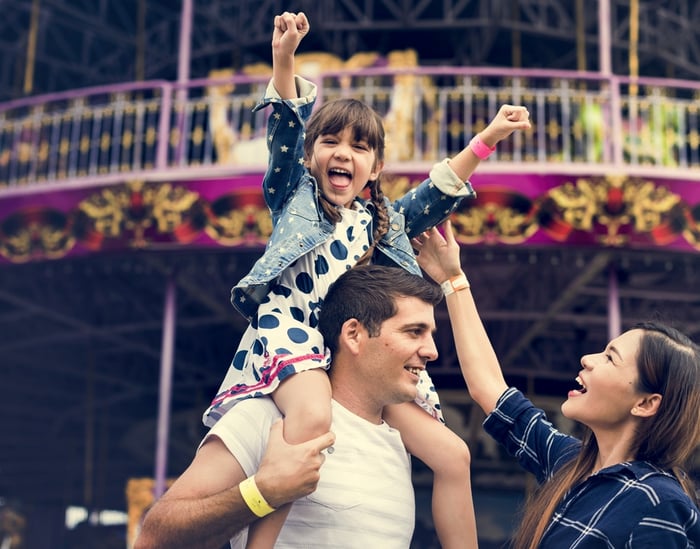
[384,401,477,549]
[244,369,332,549]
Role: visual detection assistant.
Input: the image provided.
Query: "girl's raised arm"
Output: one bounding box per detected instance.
[447,104,530,182]
[271,12,310,99]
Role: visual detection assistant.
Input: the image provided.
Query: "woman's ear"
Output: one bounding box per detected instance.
[631,393,662,418]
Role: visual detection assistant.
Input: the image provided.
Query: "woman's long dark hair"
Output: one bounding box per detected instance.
[511,321,700,548]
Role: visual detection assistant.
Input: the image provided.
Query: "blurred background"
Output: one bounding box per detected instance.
[1,1,699,547]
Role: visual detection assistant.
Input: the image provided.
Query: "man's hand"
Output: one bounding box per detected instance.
[272,12,310,58]
[255,419,335,509]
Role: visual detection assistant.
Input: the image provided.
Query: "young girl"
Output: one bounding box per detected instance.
[414,220,700,548]
[203,11,530,548]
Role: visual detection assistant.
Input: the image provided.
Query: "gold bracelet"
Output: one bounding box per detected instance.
[239,476,276,518]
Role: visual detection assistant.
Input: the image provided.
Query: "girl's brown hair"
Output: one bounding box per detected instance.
[304,98,389,265]
[511,322,700,548]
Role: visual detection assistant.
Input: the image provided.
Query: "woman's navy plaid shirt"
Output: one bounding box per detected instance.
[484,387,700,548]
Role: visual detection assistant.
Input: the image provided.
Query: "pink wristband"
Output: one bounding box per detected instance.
[469,134,496,160]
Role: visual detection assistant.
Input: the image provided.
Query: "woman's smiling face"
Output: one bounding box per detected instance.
[562,329,645,430]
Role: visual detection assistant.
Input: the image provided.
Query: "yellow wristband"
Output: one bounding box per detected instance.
[440,273,470,296]
[239,476,276,518]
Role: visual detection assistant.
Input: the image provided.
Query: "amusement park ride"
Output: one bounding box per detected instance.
[0,1,699,547]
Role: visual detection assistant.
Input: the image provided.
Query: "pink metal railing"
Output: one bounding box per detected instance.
[1,67,700,191]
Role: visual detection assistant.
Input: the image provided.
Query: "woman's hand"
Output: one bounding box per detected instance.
[412,219,463,284]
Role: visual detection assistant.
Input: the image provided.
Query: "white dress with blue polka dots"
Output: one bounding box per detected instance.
[203,202,442,427]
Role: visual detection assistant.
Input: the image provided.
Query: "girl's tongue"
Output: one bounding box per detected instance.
[328,168,352,187]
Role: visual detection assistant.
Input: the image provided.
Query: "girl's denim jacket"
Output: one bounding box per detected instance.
[231,77,476,320]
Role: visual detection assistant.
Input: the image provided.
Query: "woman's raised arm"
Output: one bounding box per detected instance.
[413,220,509,414]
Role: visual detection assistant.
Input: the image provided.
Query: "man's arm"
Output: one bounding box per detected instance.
[134,420,334,549]
[413,221,509,414]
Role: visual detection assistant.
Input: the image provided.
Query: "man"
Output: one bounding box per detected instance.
[134,264,445,549]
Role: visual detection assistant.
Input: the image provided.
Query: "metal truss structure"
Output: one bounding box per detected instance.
[1,0,700,101]
[1,0,700,545]
[2,238,699,535]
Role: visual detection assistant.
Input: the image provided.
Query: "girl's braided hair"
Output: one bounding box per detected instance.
[303,98,390,265]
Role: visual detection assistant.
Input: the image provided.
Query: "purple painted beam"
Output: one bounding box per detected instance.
[154,277,176,499]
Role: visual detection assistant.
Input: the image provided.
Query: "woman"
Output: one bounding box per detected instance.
[413,220,700,548]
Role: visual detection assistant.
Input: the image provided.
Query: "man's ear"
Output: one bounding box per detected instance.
[631,393,662,418]
[339,318,363,355]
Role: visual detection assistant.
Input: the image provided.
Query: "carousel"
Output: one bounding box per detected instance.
[0,1,699,547]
